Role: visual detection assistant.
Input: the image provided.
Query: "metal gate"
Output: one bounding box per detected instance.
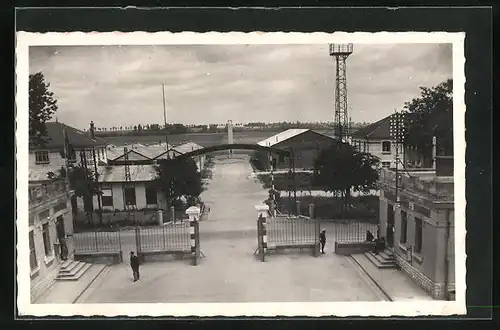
[73,230,122,253]
[134,220,201,265]
[257,215,320,261]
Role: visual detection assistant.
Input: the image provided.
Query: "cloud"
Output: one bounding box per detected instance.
[29,43,453,129]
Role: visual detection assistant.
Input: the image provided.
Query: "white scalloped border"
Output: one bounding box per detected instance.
[15,31,466,318]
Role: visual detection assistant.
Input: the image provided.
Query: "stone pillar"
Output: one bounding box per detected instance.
[157,209,163,225]
[186,206,201,266]
[170,206,175,223]
[308,203,315,219]
[255,204,269,262]
[296,200,300,216]
[269,202,275,218]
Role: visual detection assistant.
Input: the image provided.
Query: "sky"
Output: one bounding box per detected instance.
[29,43,452,130]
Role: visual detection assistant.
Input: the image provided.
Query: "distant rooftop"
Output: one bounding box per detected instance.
[257,129,310,147]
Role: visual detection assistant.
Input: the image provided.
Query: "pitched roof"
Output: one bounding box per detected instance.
[106,143,174,161]
[257,129,310,147]
[351,116,392,140]
[171,142,204,154]
[38,122,107,150]
[97,165,157,183]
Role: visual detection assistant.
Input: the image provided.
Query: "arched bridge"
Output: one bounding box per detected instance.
[173,143,291,160]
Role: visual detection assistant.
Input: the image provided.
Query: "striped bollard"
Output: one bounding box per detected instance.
[186,206,201,266]
[255,204,269,262]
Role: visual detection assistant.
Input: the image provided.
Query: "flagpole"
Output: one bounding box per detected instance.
[162,83,169,149]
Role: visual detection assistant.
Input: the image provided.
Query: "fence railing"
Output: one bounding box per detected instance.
[267,216,319,247]
[332,221,378,243]
[73,231,122,253]
[135,222,192,253]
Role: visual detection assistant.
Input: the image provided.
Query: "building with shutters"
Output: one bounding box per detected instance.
[29,179,75,302]
[377,156,455,300]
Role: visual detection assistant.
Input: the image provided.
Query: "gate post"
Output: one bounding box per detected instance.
[309,203,315,220]
[255,204,269,262]
[313,219,321,257]
[186,206,201,266]
[296,200,300,216]
[134,227,141,261]
[170,206,175,223]
[157,209,163,226]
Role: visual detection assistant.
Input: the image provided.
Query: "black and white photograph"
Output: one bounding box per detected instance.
[16,32,466,317]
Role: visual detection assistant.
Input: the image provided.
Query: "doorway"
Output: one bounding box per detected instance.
[56,215,69,260]
[386,203,395,247]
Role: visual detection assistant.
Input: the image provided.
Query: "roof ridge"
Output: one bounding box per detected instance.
[365,117,389,138]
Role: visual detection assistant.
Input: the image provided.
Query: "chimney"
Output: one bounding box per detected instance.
[89,121,96,140]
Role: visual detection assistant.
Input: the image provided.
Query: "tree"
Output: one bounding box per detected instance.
[313,142,380,213]
[155,157,204,209]
[29,72,58,148]
[403,78,453,157]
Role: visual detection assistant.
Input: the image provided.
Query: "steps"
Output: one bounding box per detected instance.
[364,249,397,269]
[56,260,93,281]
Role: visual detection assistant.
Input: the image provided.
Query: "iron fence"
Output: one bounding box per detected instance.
[73,231,122,253]
[267,215,319,247]
[332,221,378,243]
[135,222,192,253]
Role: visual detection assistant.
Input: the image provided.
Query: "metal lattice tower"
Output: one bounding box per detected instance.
[329,43,353,142]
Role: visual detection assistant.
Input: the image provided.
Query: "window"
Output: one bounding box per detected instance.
[42,223,52,257]
[382,141,391,153]
[414,217,423,254]
[279,153,285,163]
[145,186,157,205]
[400,210,408,244]
[53,201,67,213]
[38,209,50,222]
[124,186,136,206]
[101,189,113,207]
[382,161,391,168]
[29,231,37,271]
[35,151,50,164]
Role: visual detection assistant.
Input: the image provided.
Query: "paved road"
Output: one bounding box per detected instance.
[77,156,382,303]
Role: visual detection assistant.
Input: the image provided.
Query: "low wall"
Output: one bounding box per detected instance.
[266,243,318,256]
[74,251,123,265]
[335,241,375,255]
[138,250,193,263]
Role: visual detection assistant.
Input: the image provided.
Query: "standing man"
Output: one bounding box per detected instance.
[130,251,140,282]
[319,230,326,254]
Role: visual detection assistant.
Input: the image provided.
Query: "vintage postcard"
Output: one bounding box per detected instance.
[16,31,466,317]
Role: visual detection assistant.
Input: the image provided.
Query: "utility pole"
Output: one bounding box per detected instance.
[122,147,135,224]
[92,146,103,225]
[89,121,103,225]
[80,149,92,225]
[390,111,408,211]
